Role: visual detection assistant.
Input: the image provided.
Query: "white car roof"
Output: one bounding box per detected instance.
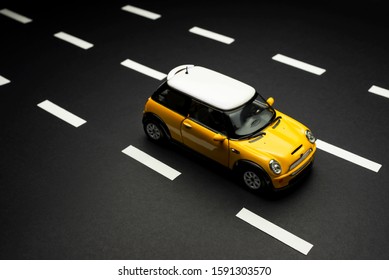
[166,65,256,110]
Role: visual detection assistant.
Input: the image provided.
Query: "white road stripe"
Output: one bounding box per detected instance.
[121,59,167,80]
[272,54,326,75]
[0,8,32,24]
[0,75,11,86]
[122,145,181,180]
[37,100,87,128]
[316,139,381,172]
[236,208,313,255]
[121,4,161,20]
[368,85,389,99]
[54,32,94,50]
[189,26,235,45]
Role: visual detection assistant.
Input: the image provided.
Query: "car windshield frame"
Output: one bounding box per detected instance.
[225,92,276,139]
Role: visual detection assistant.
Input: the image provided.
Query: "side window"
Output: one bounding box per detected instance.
[153,87,189,116]
[189,101,227,134]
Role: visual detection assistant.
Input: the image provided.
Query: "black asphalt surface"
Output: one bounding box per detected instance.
[1,0,388,260]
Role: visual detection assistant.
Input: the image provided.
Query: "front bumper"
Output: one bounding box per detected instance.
[271,145,316,190]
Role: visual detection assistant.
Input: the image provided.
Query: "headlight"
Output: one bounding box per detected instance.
[269,159,282,175]
[305,130,316,143]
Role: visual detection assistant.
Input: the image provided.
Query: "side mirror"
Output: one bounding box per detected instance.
[266,97,275,107]
[213,134,226,142]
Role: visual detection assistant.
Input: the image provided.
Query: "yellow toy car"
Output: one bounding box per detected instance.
[142,65,316,192]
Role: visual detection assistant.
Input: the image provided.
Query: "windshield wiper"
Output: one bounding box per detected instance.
[271,116,282,129]
[247,114,279,139]
[249,131,266,142]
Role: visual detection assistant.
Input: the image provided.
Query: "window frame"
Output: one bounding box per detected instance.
[187,99,231,136]
[151,82,191,117]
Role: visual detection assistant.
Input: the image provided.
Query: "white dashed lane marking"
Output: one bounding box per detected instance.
[272,54,326,75]
[37,100,87,128]
[121,4,161,20]
[122,145,181,180]
[0,75,10,86]
[316,139,382,172]
[189,26,235,45]
[0,8,32,24]
[121,59,167,80]
[236,208,313,255]
[54,32,94,50]
[368,85,389,99]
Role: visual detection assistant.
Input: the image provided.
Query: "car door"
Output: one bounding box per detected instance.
[181,100,229,167]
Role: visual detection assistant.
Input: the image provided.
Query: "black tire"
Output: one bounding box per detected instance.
[238,164,271,194]
[143,118,167,143]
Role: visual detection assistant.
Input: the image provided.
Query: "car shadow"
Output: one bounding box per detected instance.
[149,137,314,202]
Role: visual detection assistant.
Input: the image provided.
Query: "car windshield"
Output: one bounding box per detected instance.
[226,93,275,138]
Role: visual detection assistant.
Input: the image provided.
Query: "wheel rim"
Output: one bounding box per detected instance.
[243,171,261,190]
[146,123,161,140]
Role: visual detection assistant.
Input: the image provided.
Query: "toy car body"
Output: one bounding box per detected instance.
[142,65,316,192]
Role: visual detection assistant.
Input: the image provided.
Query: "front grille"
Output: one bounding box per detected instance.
[289,148,312,171]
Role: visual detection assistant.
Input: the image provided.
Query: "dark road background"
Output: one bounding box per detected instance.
[1,0,388,259]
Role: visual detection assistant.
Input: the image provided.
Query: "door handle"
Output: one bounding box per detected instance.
[183,122,192,128]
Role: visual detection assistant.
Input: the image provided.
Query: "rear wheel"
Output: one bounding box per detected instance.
[143,118,167,143]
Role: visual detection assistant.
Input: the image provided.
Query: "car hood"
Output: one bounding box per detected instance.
[238,112,310,163]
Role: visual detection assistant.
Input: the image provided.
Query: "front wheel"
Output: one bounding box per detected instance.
[238,164,272,194]
[243,170,263,190]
